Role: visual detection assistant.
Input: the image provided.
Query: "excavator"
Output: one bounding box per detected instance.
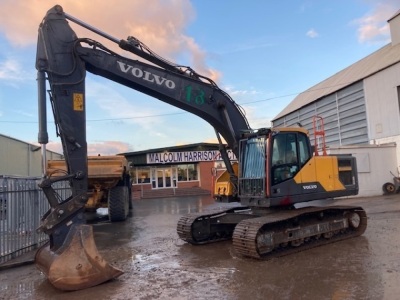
[35,5,367,291]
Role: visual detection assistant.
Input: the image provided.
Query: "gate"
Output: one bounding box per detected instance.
[0,176,71,264]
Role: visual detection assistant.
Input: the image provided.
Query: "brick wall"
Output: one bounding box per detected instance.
[199,161,214,192]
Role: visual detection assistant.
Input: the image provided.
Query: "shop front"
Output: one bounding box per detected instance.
[122,143,236,198]
[134,164,198,189]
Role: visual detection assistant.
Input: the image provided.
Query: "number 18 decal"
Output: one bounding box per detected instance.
[185,85,205,105]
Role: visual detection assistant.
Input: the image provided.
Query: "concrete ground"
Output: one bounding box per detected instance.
[0,193,400,300]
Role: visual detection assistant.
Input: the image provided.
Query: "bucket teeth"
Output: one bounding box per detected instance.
[35,224,123,291]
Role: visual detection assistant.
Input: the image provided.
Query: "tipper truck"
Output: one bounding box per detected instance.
[46,155,132,222]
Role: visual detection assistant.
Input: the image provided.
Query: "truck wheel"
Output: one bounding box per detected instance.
[383,182,396,195]
[108,186,129,222]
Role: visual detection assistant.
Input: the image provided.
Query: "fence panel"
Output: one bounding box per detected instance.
[0,176,71,264]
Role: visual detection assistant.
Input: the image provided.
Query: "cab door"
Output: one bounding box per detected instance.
[270,131,312,193]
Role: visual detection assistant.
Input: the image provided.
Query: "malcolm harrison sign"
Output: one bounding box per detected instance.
[146,150,237,164]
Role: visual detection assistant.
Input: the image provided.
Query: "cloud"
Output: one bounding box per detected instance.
[241,105,272,129]
[306,29,319,38]
[45,141,63,154]
[202,136,229,145]
[87,141,133,155]
[352,1,397,44]
[86,78,172,139]
[9,109,35,118]
[0,58,33,84]
[217,38,275,56]
[0,0,219,82]
[218,85,273,129]
[224,85,260,99]
[46,140,133,155]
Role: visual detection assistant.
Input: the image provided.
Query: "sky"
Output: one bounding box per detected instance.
[0,0,398,155]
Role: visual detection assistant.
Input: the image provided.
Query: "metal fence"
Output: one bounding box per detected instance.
[0,176,71,264]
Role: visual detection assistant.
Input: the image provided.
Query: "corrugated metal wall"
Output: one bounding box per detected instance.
[364,63,400,139]
[273,81,368,146]
[0,135,63,177]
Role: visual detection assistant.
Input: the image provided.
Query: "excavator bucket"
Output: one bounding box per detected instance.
[35,224,123,291]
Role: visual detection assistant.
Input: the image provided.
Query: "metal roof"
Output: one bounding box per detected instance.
[273,41,400,120]
[0,133,62,155]
[120,142,222,156]
[388,9,400,22]
[121,142,225,166]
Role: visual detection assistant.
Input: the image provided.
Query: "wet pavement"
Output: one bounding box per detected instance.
[1,194,400,299]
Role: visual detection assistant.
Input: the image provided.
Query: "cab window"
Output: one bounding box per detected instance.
[297,132,311,166]
[271,132,310,185]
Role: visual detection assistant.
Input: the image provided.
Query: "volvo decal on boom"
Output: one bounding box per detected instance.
[35,5,367,291]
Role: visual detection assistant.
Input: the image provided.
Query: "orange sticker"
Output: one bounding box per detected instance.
[73,93,84,111]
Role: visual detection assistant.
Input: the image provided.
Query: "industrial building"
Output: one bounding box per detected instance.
[0,134,63,177]
[272,10,400,196]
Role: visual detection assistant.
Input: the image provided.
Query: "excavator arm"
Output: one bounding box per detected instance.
[35,5,251,290]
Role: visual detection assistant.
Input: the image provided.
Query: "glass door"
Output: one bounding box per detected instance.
[151,167,176,189]
[157,170,164,188]
[165,169,171,187]
[151,168,157,188]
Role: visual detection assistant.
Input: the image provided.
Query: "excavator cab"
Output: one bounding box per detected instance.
[214,127,358,206]
[214,129,303,202]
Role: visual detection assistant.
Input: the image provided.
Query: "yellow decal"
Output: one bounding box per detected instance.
[294,156,345,191]
[73,93,84,111]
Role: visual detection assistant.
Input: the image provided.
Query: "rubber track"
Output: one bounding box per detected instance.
[232,205,367,260]
[177,206,247,244]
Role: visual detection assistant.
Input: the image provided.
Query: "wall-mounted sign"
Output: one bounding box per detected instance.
[147,150,237,164]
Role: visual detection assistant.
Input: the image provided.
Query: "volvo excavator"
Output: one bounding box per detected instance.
[35,5,367,291]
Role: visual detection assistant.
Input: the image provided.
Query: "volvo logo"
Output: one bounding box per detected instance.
[116,61,176,89]
[302,184,318,190]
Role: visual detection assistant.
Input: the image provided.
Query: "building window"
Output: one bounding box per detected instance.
[178,164,188,181]
[133,167,151,184]
[188,164,198,181]
[178,164,198,181]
